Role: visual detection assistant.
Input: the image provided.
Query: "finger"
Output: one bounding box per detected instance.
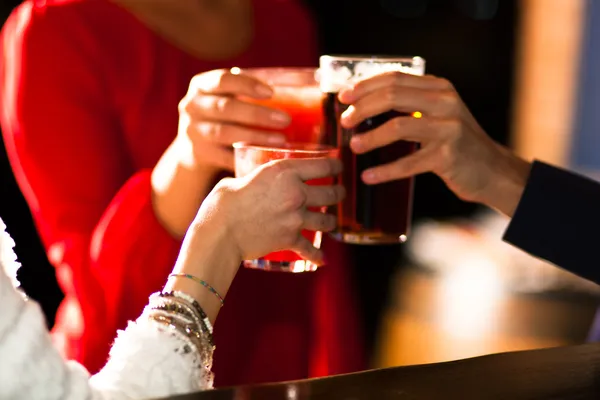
[194,121,286,145]
[190,69,273,99]
[301,210,337,232]
[303,184,346,207]
[349,116,430,154]
[339,72,451,103]
[340,87,458,128]
[194,145,234,171]
[194,95,290,129]
[292,236,325,266]
[361,147,437,185]
[280,158,343,181]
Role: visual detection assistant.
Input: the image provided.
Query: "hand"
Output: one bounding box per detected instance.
[195,157,345,264]
[168,157,344,321]
[177,68,292,170]
[338,71,532,216]
[152,68,292,237]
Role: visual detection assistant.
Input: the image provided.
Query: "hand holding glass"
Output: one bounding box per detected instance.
[233,142,340,272]
[319,55,426,244]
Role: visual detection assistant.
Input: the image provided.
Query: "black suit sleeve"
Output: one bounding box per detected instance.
[503,161,600,285]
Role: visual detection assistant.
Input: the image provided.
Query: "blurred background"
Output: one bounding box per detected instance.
[1,0,599,370]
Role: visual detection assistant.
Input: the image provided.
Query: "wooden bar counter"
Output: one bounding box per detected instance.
[157,343,600,400]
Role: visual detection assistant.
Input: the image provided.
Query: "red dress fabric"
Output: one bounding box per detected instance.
[0,0,365,386]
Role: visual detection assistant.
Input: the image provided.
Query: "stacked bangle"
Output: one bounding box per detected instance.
[145,291,215,351]
[168,273,225,307]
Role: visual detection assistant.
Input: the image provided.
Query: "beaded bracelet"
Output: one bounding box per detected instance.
[146,311,213,370]
[149,292,214,346]
[145,301,214,354]
[168,273,225,307]
[150,295,214,346]
[158,291,213,334]
[163,291,214,334]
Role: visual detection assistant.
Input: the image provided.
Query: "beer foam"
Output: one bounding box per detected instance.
[319,58,425,93]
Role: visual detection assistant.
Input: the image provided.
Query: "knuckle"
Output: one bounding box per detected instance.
[215,96,234,114]
[214,69,233,89]
[271,160,291,175]
[384,86,399,104]
[188,74,203,91]
[286,213,304,232]
[438,90,461,114]
[178,96,194,115]
[325,186,337,203]
[391,71,406,85]
[205,123,226,142]
[436,77,454,90]
[288,189,307,210]
[392,116,406,131]
[183,121,196,141]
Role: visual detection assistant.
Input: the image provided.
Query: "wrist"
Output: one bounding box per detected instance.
[164,215,241,323]
[480,146,532,217]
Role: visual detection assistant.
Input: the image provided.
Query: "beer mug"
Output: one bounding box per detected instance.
[318,55,426,244]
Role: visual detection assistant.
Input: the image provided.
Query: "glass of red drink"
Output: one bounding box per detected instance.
[242,68,323,143]
[318,55,426,245]
[233,142,339,272]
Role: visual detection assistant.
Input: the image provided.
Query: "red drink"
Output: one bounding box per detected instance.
[233,142,338,273]
[243,68,324,144]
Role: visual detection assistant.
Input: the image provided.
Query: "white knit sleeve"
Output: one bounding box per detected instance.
[0,219,213,400]
[0,239,103,400]
[90,316,214,398]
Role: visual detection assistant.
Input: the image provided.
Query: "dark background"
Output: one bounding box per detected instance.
[0,0,519,347]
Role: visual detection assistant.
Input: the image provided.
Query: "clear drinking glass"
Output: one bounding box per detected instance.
[233,142,339,272]
[241,67,324,144]
[318,55,426,245]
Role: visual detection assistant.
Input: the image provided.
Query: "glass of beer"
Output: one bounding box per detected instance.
[318,55,426,244]
[241,67,323,143]
[233,142,339,272]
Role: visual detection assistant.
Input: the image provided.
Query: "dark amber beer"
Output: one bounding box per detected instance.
[319,56,426,244]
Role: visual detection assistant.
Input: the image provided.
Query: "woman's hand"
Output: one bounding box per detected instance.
[177,68,291,170]
[152,68,291,238]
[339,71,532,217]
[197,157,344,263]
[166,157,344,321]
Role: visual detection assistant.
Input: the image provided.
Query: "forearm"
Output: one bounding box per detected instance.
[151,139,222,238]
[163,217,241,323]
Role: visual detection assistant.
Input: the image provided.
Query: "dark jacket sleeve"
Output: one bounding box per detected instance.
[504,161,600,285]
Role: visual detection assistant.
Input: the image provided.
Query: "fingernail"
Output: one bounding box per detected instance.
[340,106,355,127]
[350,136,363,152]
[255,84,273,98]
[362,170,377,184]
[270,111,291,125]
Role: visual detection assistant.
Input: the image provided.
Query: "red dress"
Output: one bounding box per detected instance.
[0,0,365,386]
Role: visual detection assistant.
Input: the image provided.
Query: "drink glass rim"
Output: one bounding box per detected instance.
[233,141,336,155]
[320,55,425,64]
[237,67,319,87]
[239,67,317,74]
